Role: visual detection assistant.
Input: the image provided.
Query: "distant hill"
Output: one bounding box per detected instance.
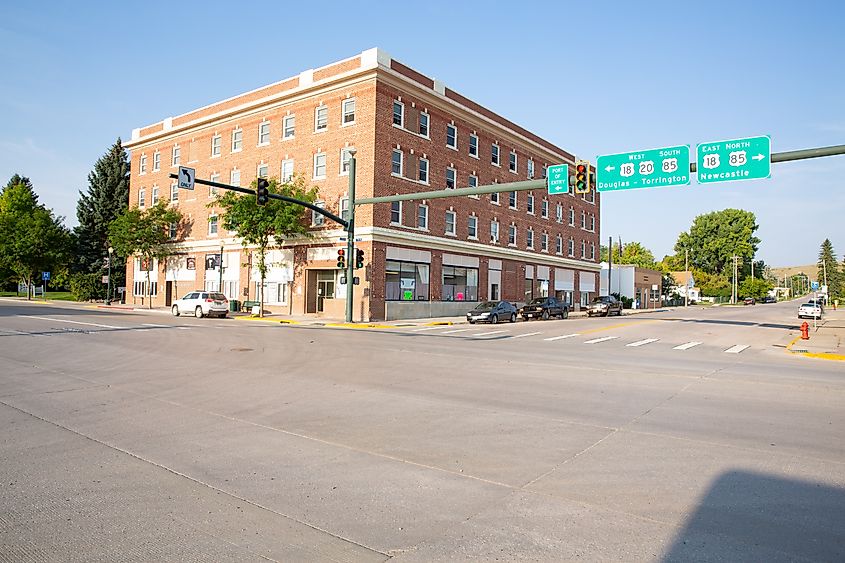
[769,264,820,283]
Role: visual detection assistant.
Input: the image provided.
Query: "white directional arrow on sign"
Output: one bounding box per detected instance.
[605,165,615,172]
[752,154,765,161]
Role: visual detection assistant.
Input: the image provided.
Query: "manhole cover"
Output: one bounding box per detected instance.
[230,347,254,352]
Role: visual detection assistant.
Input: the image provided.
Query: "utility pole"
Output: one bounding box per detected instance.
[607,236,613,297]
[219,244,224,294]
[822,259,828,294]
[345,151,357,324]
[684,248,689,308]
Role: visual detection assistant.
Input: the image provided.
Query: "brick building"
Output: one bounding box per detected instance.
[123,48,600,320]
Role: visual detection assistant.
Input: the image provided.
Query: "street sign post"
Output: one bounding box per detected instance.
[546,164,569,195]
[42,271,50,281]
[596,145,690,192]
[811,281,819,291]
[178,166,196,190]
[696,135,771,184]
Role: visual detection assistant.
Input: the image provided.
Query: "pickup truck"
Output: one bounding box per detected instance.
[521,297,570,321]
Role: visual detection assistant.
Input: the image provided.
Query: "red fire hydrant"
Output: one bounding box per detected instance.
[800,321,810,340]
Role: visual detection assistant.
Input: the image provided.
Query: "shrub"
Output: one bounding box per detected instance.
[69,272,105,301]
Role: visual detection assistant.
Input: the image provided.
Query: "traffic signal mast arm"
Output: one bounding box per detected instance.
[168,173,348,228]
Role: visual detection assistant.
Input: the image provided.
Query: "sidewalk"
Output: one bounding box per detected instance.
[788,307,845,360]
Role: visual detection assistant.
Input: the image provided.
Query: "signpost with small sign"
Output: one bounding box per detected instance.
[696,135,771,184]
[546,164,569,195]
[597,145,691,192]
[178,166,196,190]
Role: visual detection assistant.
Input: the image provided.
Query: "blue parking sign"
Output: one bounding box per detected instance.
[42,271,51,281]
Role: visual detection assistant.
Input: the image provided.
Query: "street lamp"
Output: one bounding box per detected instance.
[106,246,114,305]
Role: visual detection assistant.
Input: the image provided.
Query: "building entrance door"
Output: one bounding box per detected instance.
[165,281,173,307]
[316,270,335,313]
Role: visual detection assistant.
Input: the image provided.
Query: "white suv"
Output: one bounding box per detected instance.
[171,291,229,318]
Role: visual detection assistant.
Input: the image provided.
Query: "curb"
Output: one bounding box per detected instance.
[785,335,845,361]
[325,322,395,329]
[233,316,299,324]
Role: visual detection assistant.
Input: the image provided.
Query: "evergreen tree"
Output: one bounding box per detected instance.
[75,139,130,285]
[3,174,35,198]
[817,239,841,297]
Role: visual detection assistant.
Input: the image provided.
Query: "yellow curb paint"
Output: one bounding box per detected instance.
[784,335,845,361]
[425,321,453,326]
[234,316,292,324]
[325,323,394,329]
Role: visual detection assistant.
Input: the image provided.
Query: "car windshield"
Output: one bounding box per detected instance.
[529,298,546,304]
[591,297,609,304]
[475,301,497,310]
[802,303,817,307]
[210,293,226,300]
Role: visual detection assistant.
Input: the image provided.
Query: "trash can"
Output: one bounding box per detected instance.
[229,299,240,312]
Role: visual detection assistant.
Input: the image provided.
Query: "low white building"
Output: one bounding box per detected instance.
[670,271,700,302]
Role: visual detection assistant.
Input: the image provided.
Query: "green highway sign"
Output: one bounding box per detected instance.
[696,135,771,184]
[547,163,569,195]
[596,145,691,192]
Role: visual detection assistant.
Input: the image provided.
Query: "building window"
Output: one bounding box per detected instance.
[391,149,403,176]
[541,233,549,252]
[257,164,269,179]
[468,215,478,239]
[569,237,575,257]
[581,211,586,229]
[419,111,429,137]
[527,193,535,214]
[254,281,288,305]
[569,206,575,226]
[446,167,456,189]
[491,191,499,205]
[527,228,534,249]
[442,266,478,302]
[281,160,294,182]
[209,173,220,197]
[152,152,160,171]
[313,153,326,179]
[527,159,534,179]
[589,215,595,232]
[230,169,241,187]
[446,124,457,149]
[509,191,517,209]
[138,188,146,207]
[341,148,354,175]
[391,201,402,224]
[490,220,499,243]
[541,199,549,218]
[315,106,328,132]
[258,122,270,145]
[283,115,295,139]
[491,143,500,166]
[171,145,180,167]
[556,234,563,255]
[133,281,157,297]
[139,154,147,174]
[445,210,456,235]
[209,215,218,236]
[393,100,404,127]
[556,203,563,223]
[590,243,596,260]
[340,197,350,221]
[468,175,478,189]
[417,204,428,229]
[469,134,479,158]
[151,186,159,205]
[418,157,429,183]
[168,222,178,240]
[211,135,221,157]
[312,201,325,226]
[584,189,595,203]
[385,260,430,301]
[581,240,587,258]
[509,151,517,173]
[170,182,179,202]
[508,224,516,245]
[342,98,356,125]
[231,129,242,152]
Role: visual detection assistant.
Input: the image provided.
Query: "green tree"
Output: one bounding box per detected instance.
[695,269,731,298]
[108,200,183,308]
[673,209,760,276]
[75,139,130,285]
[212,176,317,316]
[817,239,842,298]
[0,176,73,298]
[738,277,773,300]
[601,241,656,268]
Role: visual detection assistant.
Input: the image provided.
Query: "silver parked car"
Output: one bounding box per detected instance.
[797,302,822,319]
[467,300,518,324]
[171,291,229,318]
[586,295,623,317]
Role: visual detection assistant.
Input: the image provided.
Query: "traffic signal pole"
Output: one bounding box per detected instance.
[345,152,356,324]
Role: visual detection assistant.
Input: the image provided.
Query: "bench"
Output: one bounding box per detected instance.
[241,300,260,312]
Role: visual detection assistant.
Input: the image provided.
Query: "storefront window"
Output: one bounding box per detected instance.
[442,266,478,301]
[386,260,429,301]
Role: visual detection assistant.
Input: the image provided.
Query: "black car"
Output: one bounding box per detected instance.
[761,296,777,304]
[521,297,569,321]
[586,295,623,317]
[467,300,518,324]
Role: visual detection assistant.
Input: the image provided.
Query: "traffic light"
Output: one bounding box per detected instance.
[256,178,270,206]
[355,248,364,269]
[574,160,590,194]
[336,248,346,269]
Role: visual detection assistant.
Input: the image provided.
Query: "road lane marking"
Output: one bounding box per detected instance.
[142,323,170,328]
[580,319,659,335]
[474,330,506,337]
[544,333,580,341]
[511,332,542,339]
[175,326,191,330]
[724,344,750,354]
[584,336,619,344]
[412,326,447,332]
[441,328,472,334]
[627,338,659,347]
[673,341,702,350]
[18,315,122,329]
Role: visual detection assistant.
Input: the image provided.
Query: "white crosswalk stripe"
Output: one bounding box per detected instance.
[441,328,472,334]
[412,326,448,332]
[584,336,619,344]
[474,330,507,337]
[673,341,702,350]
[724,344,750,354]
[510,332,542,339]
[626,338,659,347]
[543,333,580,341]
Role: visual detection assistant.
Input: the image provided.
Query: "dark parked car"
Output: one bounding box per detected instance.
[586,295,623,317]
[467,301,518,324]
[521,297,569,321]
[761,296,777,304]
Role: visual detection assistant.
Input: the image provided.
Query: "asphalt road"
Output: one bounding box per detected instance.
[1,299,843,562]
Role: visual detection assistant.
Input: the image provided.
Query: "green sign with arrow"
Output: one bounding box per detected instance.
[696,135,771,184]
[596,145,691,192]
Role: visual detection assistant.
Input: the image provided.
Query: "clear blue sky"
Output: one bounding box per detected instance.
[2,1,843,267]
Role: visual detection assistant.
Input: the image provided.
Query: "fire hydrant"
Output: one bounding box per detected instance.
[800,321,810,340]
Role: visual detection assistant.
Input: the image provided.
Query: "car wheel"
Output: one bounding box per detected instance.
[542,310,550,321]
[562,309,569,319]
[490,314,498,324]
[194,306,204,319]
[171,305,180,317]
[522,316,529,322]
[510,313,516,323]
